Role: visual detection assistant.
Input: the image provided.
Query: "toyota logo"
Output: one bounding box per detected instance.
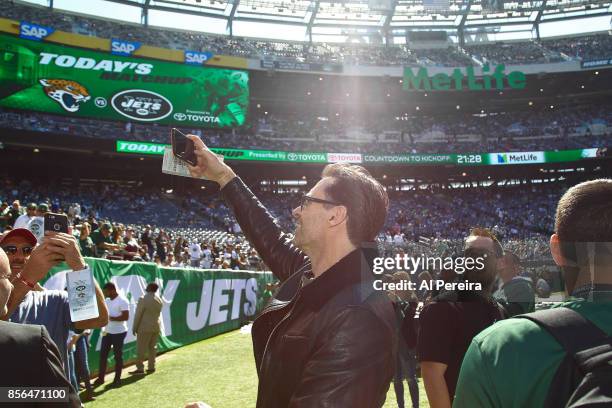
[174,113,187,121]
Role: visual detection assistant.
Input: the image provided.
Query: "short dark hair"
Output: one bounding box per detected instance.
[321,163,388,246]
[468,227,504,258]
[146,282,159,293]
[556,179,612,245]
[103,282,116,291]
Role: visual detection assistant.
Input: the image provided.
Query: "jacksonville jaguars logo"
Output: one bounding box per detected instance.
[39,79,91,112]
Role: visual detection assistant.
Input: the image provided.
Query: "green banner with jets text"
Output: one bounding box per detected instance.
[43,258,274,374]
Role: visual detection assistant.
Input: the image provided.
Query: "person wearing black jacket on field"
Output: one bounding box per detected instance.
[184,134,396,408]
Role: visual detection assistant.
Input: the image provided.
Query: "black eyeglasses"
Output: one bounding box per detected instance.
[1,245,34,256]
[298,194,342,211]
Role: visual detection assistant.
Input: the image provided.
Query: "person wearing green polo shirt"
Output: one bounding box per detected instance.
[78,222,96,257]
[454,179,612,408]
[90,223,119,257]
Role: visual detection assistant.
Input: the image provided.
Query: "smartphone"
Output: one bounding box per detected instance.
[44,212,69,234]
[171,128,197,166]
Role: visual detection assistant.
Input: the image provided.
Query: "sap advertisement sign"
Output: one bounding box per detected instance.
[184,50,214,65]
[111,39,141,56]
[19,21,54,41]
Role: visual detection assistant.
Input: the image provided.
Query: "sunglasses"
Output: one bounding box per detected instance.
[298,194,342,211]
[1,245,34,256]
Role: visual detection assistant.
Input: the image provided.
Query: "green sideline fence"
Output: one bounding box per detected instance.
[43,258,275,375]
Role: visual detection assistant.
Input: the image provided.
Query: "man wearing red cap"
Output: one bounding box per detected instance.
[0,228,109,379]
[0,247,82,407]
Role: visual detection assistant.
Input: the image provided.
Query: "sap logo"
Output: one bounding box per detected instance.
[19,22,54,41]
[184,51,214,65]
[111,39,141,56]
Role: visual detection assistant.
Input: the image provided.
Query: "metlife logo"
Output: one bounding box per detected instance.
[490,152,544,165]
[111,39,141,56]
[19,21,54,41]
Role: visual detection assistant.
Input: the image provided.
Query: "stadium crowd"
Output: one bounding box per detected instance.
[4,1,611,66]
[1,106,610,155]
[0,174,567,295]
[544,33,612,61]
[1,166,609,407]
[465,41,565,65]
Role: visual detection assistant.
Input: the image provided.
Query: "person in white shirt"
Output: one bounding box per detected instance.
[13,203,37,229]
[200,245,213,269]
[189,242,203,267]
[94,282,129,388]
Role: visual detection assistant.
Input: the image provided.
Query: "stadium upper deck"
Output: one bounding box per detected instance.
[2,0,611,67]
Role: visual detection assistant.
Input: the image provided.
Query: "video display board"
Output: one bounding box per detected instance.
[0,34,249,127]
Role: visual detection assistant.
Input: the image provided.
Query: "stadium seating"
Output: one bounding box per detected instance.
[2,106,609,154]
[3,1,604,67]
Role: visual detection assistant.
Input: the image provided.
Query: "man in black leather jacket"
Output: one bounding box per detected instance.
[185,134,397,408]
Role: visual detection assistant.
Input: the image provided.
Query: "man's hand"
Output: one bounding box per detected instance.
[19,241,64,284]
[44,232,87,271]
[186,134,236,188]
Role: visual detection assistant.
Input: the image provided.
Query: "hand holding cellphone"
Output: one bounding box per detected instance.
[44,212,69,234]
[171,128,198,166]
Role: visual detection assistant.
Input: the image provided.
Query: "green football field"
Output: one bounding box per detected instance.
[83,329,429,408]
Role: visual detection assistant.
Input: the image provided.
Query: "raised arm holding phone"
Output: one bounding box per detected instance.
[182,134,397,408]
[0,226,109,380]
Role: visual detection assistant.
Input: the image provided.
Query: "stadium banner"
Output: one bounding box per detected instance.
[487,148,598,165]
[0,33,249,128]
[184,50,215,65]
[581,58,612,69]
[19,21,54,41]
[42,258,275,374]
[364,153,457,164]
[110,38,141,56]
[403,64,526,91]
[116,140,329,163]
[260,59,344,73]
[115,141,603,166]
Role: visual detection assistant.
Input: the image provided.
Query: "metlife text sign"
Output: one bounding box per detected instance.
[19,21,54,41]
[489,152,545,165]
[403,64,526,91]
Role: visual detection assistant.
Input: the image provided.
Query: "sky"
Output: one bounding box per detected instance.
[22,0,612,43]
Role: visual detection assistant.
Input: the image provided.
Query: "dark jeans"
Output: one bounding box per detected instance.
[74,336,91,383]
[393,344,419,408]
[98,332,127,382]
[67,350,79,392]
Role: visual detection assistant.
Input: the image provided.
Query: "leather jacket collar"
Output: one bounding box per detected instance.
[301,246,378,311]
